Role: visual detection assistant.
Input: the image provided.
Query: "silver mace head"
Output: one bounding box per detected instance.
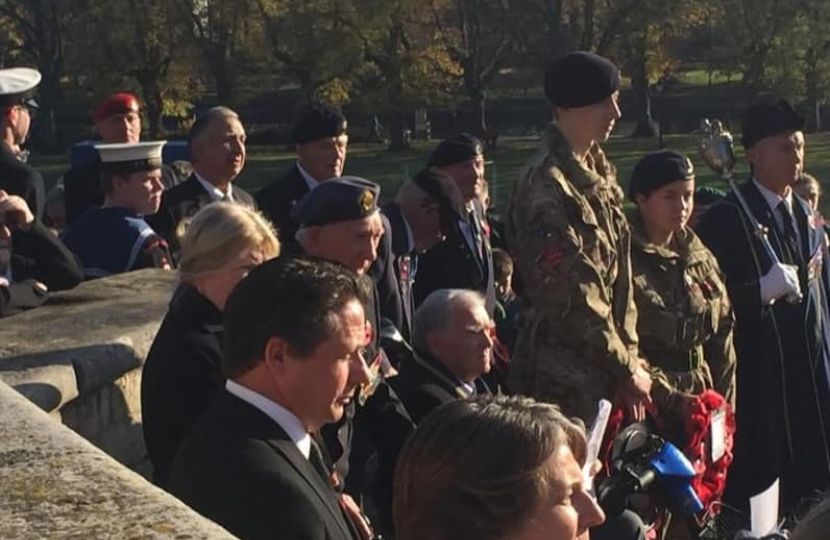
[698,118,737,180]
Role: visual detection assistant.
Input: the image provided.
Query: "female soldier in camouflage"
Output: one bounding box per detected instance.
[628,150,736,406]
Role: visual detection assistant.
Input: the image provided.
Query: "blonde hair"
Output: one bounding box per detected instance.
[176,202,280,281]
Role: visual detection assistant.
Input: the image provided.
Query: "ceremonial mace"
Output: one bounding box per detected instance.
[697,119,802,303]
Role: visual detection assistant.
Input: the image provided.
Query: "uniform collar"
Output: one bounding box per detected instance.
[543,122,617,193]
[296,161,320,191]
[752,177,794,215]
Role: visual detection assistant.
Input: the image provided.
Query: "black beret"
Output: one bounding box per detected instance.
[291,176,380,227]
[741,99,804,149]
[694,186,726,206]
[412,167,467,227]
[427,133,484,167]
[544,51,620,108]
[292,106,348,145]
[628,150,695,200]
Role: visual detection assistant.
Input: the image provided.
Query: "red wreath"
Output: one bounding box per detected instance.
[599,390,736,514]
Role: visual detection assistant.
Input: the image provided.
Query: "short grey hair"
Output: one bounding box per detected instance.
[188,106,240,149]
[412,289,485,353]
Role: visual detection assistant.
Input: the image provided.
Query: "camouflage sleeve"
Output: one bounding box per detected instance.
[703,273,737,408]
[514,167,636,379]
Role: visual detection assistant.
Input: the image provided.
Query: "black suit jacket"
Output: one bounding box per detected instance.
[148,173,256,246]
[391,350,492,424]
[11,219,82,291]
[142,285,225,488]
[413,199,496,314]
[697,179,830,511]
[255,163,310,248]
[369,205,413,341]
[0,142,45,219]
[169,390,359,540]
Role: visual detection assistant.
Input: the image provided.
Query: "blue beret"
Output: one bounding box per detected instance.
[292,106,348,145]
[628,150,695,200]
[291,176,380,227]
[741,99,804,149]
[427,133,484,167]
[544,51,620,108]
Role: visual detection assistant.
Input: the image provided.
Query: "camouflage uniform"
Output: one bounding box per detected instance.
[506,122,640,422]
[629,214,737,407]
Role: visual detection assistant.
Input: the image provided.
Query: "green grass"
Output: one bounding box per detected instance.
[30,132,830,217]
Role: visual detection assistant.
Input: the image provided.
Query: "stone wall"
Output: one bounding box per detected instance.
[0,269,178,473]
[0,377,239,539]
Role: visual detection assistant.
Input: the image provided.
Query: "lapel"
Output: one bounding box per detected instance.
[383,202,415,329]
[222,392,356,540]
[793,194,821,260]
[739,180,791,265]
[182,174,214,217]
[413,350,476,399]
[288,164,312,209]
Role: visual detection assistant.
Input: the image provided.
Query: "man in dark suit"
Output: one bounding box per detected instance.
[293,177,415,536]
[0,67,45,220]
[62,93,180,224]
[697,99,830,514]
[392,288,494,424]
[0,190,82,317]
[413,134,496,314]
[168,257,370,540]
[149,106,255,251]
[370,167,465,342]
[255,106,348,249]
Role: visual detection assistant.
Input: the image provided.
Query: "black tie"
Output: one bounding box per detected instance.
[308,438,333,487]
[777,201,801,262]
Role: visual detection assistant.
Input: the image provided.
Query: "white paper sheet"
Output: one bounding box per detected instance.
[750,478,779,536]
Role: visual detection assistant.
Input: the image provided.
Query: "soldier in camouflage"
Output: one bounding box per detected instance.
[506,51,652,423]
[627,150,737,408]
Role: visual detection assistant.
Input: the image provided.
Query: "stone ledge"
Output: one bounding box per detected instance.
[0,380,240,539]
[0,269,178,412]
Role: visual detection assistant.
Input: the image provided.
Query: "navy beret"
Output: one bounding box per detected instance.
[291,176,380,227]
[544,51,620,108]
[411,167,467,226]
[427,133,484,167]
[292,106,348,145]
[741,99,804,149]
[628,150,695,200]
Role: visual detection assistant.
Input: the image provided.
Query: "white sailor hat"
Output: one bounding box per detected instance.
[0,67,41,108]
[95,141,167,174]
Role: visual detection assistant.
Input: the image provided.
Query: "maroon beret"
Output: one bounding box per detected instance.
[93,93,140,123]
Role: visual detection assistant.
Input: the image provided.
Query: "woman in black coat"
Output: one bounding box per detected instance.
[141,202,280,487]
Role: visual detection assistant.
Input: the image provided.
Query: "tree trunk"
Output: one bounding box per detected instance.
[629,34,656,138]
[388,111,409,151]
[804,47,821,132]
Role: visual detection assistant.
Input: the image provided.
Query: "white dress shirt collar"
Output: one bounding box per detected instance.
[225,380,311,458]
[195,171,234,203]
[753,178,794,214]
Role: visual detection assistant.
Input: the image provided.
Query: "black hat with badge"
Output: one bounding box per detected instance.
[0,67,41,109]
[628,150,695,201]
[427,133,484,168]
[291,176,380,227]
[741,99,804,149]
[292,105,348,145]
[544,51,620,109]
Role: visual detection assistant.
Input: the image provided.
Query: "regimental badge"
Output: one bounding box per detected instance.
[360,189,375,213]
[808,249,824,282]
[399,256,411,293]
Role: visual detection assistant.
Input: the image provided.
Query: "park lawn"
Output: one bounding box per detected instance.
[30,131,830,216]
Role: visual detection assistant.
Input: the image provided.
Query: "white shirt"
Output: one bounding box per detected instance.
[296,162,320,191]
[195,172,234,203]
[753,178,802,248]
[225,380,311,458]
